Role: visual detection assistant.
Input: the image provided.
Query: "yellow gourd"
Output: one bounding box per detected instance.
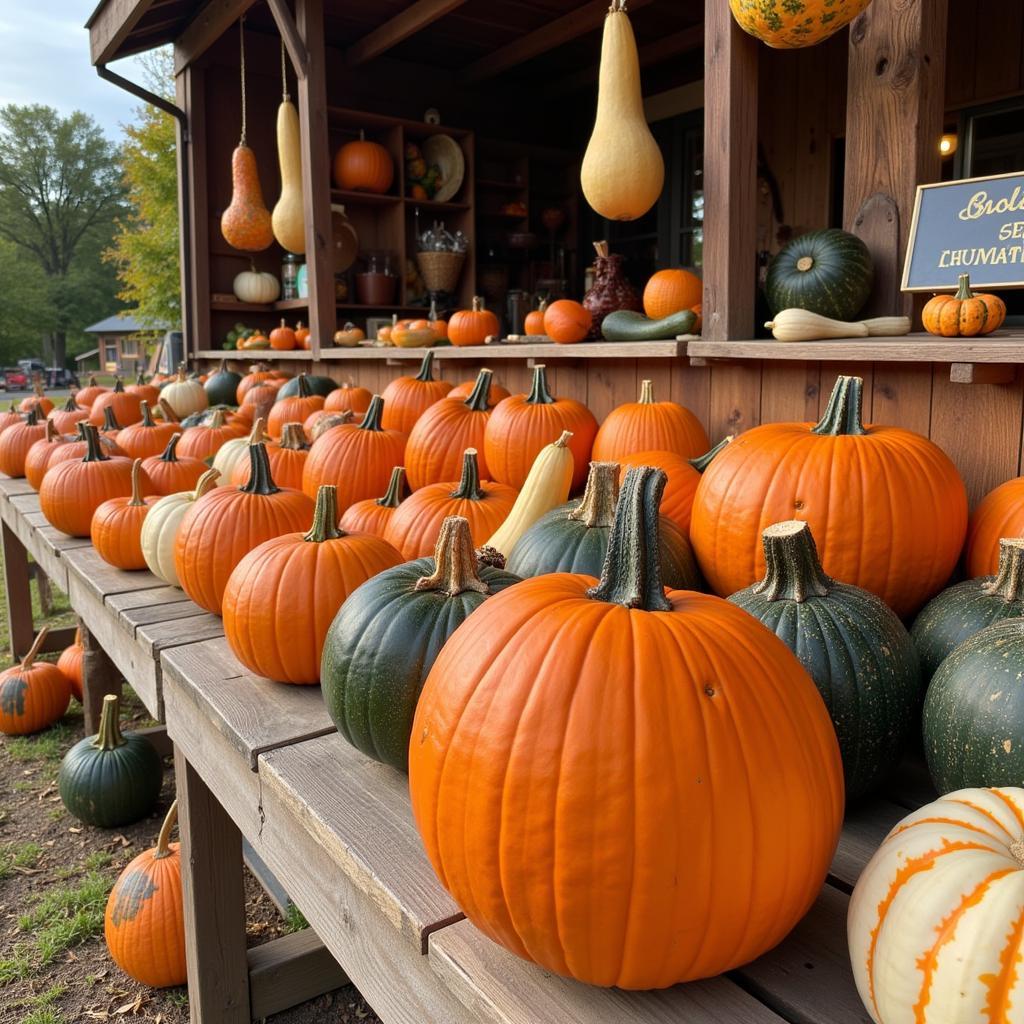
[580,1,664,221]
[272,99,305,254]
[485,431,574,557]
[766,309,912,342]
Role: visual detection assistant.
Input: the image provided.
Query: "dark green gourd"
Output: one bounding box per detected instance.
[276,373,338,399]
[911,537,1024,679]
[321,516,519,771]
[507,460,702,589]
[729,520,921,799]
[203,360,243,407]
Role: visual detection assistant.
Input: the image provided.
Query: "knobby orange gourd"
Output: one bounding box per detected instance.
[409,465,843,988]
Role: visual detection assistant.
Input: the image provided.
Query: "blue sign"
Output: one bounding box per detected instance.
[902,171,1024,292]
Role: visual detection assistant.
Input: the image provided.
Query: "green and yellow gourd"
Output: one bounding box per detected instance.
[729,520,921,799]
[271,93,305,254]
[600,309,697,341]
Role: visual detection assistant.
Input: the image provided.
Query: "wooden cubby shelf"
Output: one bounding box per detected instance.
[330,189,400,207]
[318,341,686,361]
[211,299,309,314]
[194,350,317,361]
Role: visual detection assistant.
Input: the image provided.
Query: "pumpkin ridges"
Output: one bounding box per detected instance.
[0,627,72,736]
[338,466,408,538]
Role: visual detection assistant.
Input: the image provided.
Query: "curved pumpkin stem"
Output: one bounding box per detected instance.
[415,351,436,383]
[982,538,1024,603]
[138,401,156,427]
[159,433,182,462]
[43,418,59,444]
[295,373,311,398]
[128,460,147,507]
[158,398,180,423]
[463,369,494,413]
[207,409,226,430]
[154,800,179,859]
[812,376,867,437]
[688,435,733,473]
[568,462,619,528]
[278,423,308,451]
[753,520,832,603]
[587,465,671,611]
[21,627,49,670]
[238,441,280,495]
[377,466,407,508]
[415,516,489,597]
[102,406,122,433]
[61,395,78,413]
[525,364,554,406]
[450,449,485,501]
[194,467,220,497]
[81,424,110,463]
[93,693,126,751]
[304,485,344,543]
[358,395,386,432]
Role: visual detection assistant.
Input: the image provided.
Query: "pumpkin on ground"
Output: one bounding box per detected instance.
[105,800,185,988]
[592,379,709,461]
[448,298,499,347]
[204,360,243,407]
[141,469,220,587]
[89,379,144,428]
[267,374,323,437]
[730,0,872,48]
[965,476,1024,576]
[507,460,699,588]
[385,449,518,559]
[24,419,70,490]
[483,364,598,491]
[409,466,843,988]
[231,422,308,491]
[729,520,921,799]
[381,352,450,433]
[543,300,592,344]
[49,395,89,435]
[141,433,209,496]
[223,485,402,685]
[922,272,1006,337]
[58,627,85,703]
[0,408,46,478]
[58,693,163,827]
[91,460,158,571]
[175,442,314,614]
[690,375,967,618]
[175,409,244,462]
[340,466,407,538]
[848,787,1024,1024]
[324,382,372,416]
[116,401,178,460]
[643,268,702,319]
[0,628,71,736]
[322,515,520,771]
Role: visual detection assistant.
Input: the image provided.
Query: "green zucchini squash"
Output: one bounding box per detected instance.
[601,308,696,342]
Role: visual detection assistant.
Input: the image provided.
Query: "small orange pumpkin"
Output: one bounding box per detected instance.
[643,268,703,319]
[922,273,1006,337]
[334,323,366,347]
[269,319,297,351]
[0,627,71,736]
[49,395,89,435]
[57,627,85,703]
[0,408,47,478]
[295,321,311,349]
[141,433,209,496]
[25,419,71,490]
[116,401,178,460]
[231,422,309,490]
[381,352,450,434]
[126,372,161,407]
[543,300,592,344]
[91,459,158,570]
[75,376,109,410]
[89,378,144,428]
[175,409,245,462]
[449,297,499,347]
[267,374,323,438]
[20,383,53,417]
[324,382,372,416]
[333,131,394,194]
[524,300,548,336]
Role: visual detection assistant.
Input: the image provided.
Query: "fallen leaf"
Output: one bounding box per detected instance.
[68,827,83,834]
[114,1000,135,1014]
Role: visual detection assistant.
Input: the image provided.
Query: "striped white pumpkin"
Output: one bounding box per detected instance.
[849,787,1024,1024]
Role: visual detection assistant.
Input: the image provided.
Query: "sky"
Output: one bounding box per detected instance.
[0,0,151,140]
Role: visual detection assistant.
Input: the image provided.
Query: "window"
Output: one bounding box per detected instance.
[121,338,138,356]
[104,343,117,364]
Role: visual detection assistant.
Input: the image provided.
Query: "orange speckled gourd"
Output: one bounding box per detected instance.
[221,144,274,252]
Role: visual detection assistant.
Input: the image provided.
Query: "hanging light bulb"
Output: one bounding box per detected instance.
[939,133,958,157]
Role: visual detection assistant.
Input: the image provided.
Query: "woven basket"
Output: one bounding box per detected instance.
[416,251,465,293]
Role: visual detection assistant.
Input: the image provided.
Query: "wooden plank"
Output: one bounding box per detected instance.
[160,637,334,769]
[829,799,906,891]
[174,0,256,75]
[247,929,349,1020]
[707,363,762,442]
[2,520,35,659]
[673,360,712,434]
[266,0,309,79]
[80,620,123,736]
[311,342,688,362]
[134,724,173,760]
[586,359,637,423]
[63,546,163,603]
[135,614,225,660]
[949,363,1015,385]
[346,0,468,66]
[174,748,250,1024]
[0,476,36,501]
[120,600,212,632]
[87,0,154,64]
[759,363,821,423]
[106,586,191,615]
[429,919,786,1024]
[884,754,937,811]
[870,363,932,436]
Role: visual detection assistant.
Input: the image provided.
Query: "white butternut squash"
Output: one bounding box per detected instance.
[272,99,305,254]
[862,316,911,337]
[766,309,913,342]
[580,1,664,221]
[141,469,219,586]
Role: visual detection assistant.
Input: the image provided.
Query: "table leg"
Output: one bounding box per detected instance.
[80,620,122,734]
[2,520,34,659]
[174,747,251,1024]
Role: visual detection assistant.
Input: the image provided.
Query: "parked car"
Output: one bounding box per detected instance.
[1,367,28,391]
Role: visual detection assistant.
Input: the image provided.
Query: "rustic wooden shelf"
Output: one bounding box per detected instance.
[337,303,429,314]
[329,188,400,207]
[194,349,315,361]
[211,299,309,314]
[317,340,686,361]
[406,198,470,211]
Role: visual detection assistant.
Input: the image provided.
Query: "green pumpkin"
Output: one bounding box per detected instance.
[58,694,163,827]
[507,461,702,589]
[277,374,338,399]
[765,228,873,320]
[322,516,519,771]
[923,618,1024,793]
[911,538,1024,680]
[204,360,242,407]
[729,520,921,800]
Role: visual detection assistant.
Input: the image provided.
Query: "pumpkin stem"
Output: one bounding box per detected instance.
[688,435,733,473]
[568,462,619,528]
[1010,839,1024,868]
[135,371,147,386]
[154,800,178,860]
[795,255,814,273]
[525,364,555,405]
[139,401,156,427]
[295,372,311,398]
[450,449,485,501]
[81,424,110,463]
[753,521,832,602]
[304,485,344,542]
[112,377,125,394]
[415,516,490,596]
[159,433,182,462]
[25,407,39,427]
[128,459,147,507]
[955,273,974,301]
[358,395,386,432]
[638,379,655,404]
[93,693,126,751]
[981,538,1024,603]
[414,350,436,383]
[43,418,58,443]
[248,416,269,444]
[464,369,494,412]
[587,465,671,610]
[279,423,308,451]
[21,627,48,670]
[238,441,280,495]
[194,467,220,497]
[377,466,407,508]
[158,398,179,423]
[812,376,867,437]
[62,395,78,412]
[102,406,122,432]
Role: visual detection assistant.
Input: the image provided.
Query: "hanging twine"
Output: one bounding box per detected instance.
[281,39,290,102]
[238,15,248,145]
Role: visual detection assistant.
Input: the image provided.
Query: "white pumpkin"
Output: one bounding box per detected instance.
[141,469,219,585]
[160,368,208,420]
[848,787,1024,1024]
[210,418,266,487]
[233,266,281,304]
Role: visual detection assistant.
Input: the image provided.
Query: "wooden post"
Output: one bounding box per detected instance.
[295,0,335,358]
[843,1,948,317]
[175,747,251,1024]
[702,0,759,342]
[2,521,34,659]
[80,620,121,735]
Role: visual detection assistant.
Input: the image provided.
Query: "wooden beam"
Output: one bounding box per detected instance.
[843,1,948,318]
[1,521,34,659]
[87,0,155,65]
[174,0,256,75]
[461,0,655,83]
[702,0,758,342]
[247,929,350,1019]
[266,0,310,79]
[346,0,467,66]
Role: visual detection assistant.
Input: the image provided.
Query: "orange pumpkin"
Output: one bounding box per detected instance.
[57,627,85,703]
[116,401,178,460]
[0,627,71,736]
[105,801,185,988]
[643,268,703,319]
[46,422,125,471]
[408,465,843,988]
[339,466,407,539]
[447,378,511,406]
[49,395,89,435]
[21,383,53,417]
[24,419,70,490]
[921,273,1006,337]
[333,131,394,194]
[236,365,282,405]
[405,369,495,489]
[89,378,144,427]
[483,364,598,491]
[174,441,315,615]
[239,382,278,424]
[269,319,297,351]
[690,375,967,617]
[75,376,109,410]
[294,321,311,349]
[543,299,592,344]
[126,372,161,407]
[0,408,46,478]
[176,409,245,462]
[231,422,308,490]
[324,382,372,416]
[0,401,23,434]
[385,449,518,559]
[141,433,209,496]
[334,323,366,347]
[381,352,451,434]
[523,300,548,336]
[449,297,499,347]
[91,460,158,570]
[267,375,323,438]
[964,476,1024,577]
[592,379,710,461]
[223,485,402,684]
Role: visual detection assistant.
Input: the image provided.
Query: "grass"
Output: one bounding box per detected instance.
[5,719,80,764]
[0,840,43,880]
[17,870,112,966]
[21,1008,66,1024]
[284,902,309,933]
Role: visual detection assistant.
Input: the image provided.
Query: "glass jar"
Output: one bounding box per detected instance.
[282,253,302,300]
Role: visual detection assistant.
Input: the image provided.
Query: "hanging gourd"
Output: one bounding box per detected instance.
[380,352,451,434]
[140,468,220,587]
[730,0,873,49]
[221,17,274,252]
[339,466,407,539]
[141,433,209,496]
[592,379,709,461]
[580,0,664,221]
[271,43,305,254]
[0,627,71,736]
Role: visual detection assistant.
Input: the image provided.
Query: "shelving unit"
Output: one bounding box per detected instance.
[211,299,309,314]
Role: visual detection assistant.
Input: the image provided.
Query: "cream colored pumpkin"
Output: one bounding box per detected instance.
[160,369,208,420]
[271,99,305,254]
[233,267,281,304]
[140,469,219,586]
[580,3,664,221]
[210,418,265,487]
[848,787,1024,1024]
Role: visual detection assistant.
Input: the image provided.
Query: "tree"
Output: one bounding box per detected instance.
[0,105,124,365]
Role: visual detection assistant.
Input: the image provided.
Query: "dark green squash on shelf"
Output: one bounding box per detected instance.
[600,309,696,342]
[728,520,921,800]
[203,360,243,407]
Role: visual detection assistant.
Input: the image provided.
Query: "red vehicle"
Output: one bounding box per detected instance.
[1,367,28,391]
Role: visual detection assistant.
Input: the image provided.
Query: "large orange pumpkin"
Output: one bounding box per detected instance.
[116,401,178,460]
[409,465,843,988]
[223,485,402,684]
[543,299,592,344]
[141,433,209,496]
[89,378,144,427]
[239,382,278,425]
[691,375,967,617]
[385,448,518,559]
[45,422,124,472]
[324,382,373,416]
[448,297,499,347]
[126,372,160,408]
[592,379,710,461]
[57,627,85,703]
[231,422,308,490]
[333,131,394,194]
[483,364,598,491]
[642,268,702,319]
[267,374,323,438]
[24,419,70,490]
[965,476,1024,577]
[0,628,71,736]
[339,466,407,539]
[381,352,450,433]
[0,408,46,478]
[75,376,109,410]
[49,395,89,435]
[91,460,158,570]
[236,364,282,405]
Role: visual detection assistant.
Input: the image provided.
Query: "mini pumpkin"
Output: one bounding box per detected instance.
[543,299,592,344]
[643,268,702,319]
[49,395,89,435]
[324,381,373,416]
[24,419,70,490]
[922,273,1006,336]
[448,297,499,346]
[175,409,245,462]
[126,372,160,407]
[75,376,109,409]
[333,130,394,193]
[116,401,178,460]
[523,299,548,336]
[160,367,209,420]
[269,319,296,351]
[267,374,323,438]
